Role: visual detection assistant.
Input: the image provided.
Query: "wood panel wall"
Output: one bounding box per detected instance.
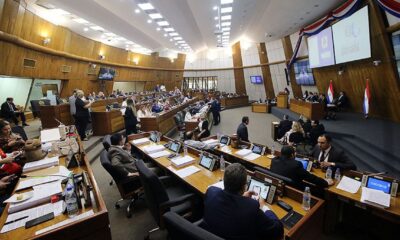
[257,42,275,99]
[282,36,303,98]
[0,0,185,97]
[231,41,247,94]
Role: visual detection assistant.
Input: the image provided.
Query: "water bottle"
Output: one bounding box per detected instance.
[302,187,311,211]
[217,132,221,142]
[183,144,188,156]
[271,144,275,156]
[65,186,79,218]
[326,167,332,179]
[58,124,66,139]
[334,168,341,182]
[220,155,225,171]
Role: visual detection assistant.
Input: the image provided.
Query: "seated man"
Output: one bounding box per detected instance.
[310,134,356,171]
[236,116,249,142]
[1,98,28,126]
[271,146,333,191]
[203,163,283,240]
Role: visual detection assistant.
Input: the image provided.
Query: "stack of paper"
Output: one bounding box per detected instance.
[168,165,200,178]
[171,156,195,168]
[235,149,252,157]
[203,139,219,145]
[23,157,59,173]
[143,145,165,154]
[149,150,171,159]
[360,187,391,208]
[40,128,61,143]
[131,138,150,145]
[244,153,261,161]
[336,176,361,194]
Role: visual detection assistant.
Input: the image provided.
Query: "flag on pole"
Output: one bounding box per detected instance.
[327,80,334,104]
[363,79,371,117]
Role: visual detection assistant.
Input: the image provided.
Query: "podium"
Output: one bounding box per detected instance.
[277,93,288,108]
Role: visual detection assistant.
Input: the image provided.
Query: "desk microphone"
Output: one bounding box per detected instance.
[366,171,388,177]
[54,118,65,126]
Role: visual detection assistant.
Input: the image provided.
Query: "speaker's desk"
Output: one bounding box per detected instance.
[252,103,271,113]
[40,104,74,129]
[289,99,324,120]
[91,110,124,136]
[220,96,249,108]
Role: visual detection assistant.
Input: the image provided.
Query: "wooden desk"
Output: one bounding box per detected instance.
[0,136,110,240]
[40,104,74,129]
[220,96,249,108]
[289,99,324,120]
[91,110,124,136]
[252,103,271,113]
[277,94,288,108]
[129,133,325,240]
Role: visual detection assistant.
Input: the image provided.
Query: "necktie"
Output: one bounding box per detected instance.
[319,150,325,162]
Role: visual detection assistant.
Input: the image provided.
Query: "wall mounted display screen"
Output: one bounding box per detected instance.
[293,59,315,85]
[98,67,116,80]
[332,6,371,64]
[250,75,263,84]
[308,27,335,68]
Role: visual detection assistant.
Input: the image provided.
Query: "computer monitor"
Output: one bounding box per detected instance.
[366,177,392,194]
[295,157,312,172]
[168,141,181,153]
[251,144,264,155]
[219,136,230,145]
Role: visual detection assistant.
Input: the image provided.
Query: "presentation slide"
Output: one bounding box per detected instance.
[332,6,371,64]
[308,27,335,68]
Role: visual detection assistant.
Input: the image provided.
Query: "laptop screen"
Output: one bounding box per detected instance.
[169,142,180,153]
[367,177,392,194]
[295,157,308,170]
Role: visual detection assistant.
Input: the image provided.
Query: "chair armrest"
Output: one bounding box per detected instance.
[117,176,142,196]
[159,175,174,186]
[160,193,196,211]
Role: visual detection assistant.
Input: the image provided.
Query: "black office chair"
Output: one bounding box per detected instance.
[99,150,142,218]
[289,132,306,154]
[136,159,196,238]
[102,135,112,152]
[174,114,185,140]
[11,126,28,141]
[163,212,224,240]
[253,166,294,186]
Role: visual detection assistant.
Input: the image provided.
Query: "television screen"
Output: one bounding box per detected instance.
[98,67,116,80]
[308,27,335,68]
[250,76,263,84]
[332,6,371,64]
[293,59,315,85]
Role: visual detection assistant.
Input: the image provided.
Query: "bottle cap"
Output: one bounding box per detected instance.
[51,195,59,203]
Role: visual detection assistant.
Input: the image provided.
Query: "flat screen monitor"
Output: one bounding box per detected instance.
[250,76,263,84]
[247,178,270,200]
[293,60,315,85]
[169,142,181,153]
[251,144,263,155]
[366,177,392,194]
[98,67,116,80]
[199,154,213,169]
[308,27,335,68]
[332,6,371,64]
[295,157,309,170]
[220,136,230,145]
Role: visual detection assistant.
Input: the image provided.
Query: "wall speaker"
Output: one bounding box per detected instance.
[23,58,36,68]
[61,65,72,73]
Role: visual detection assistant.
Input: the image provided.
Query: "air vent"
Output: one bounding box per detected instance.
[87,68,97,75]
[61,65,72,73]
[23,58,36,68]
[35,0,56,9]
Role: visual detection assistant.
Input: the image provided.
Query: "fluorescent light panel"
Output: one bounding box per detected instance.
[157,21,169,26]
[149,13,162,19]
[169,33,179,36]
[90,26,104,31]
[222,27,231,31]
[164,28,174,32]
[221,15,231,20]
[73,18,89,24]
[221,0,234,4]
[221,7,232,13]
[173,37,182,40]
[138,3,154,10]
[221,22,231,26]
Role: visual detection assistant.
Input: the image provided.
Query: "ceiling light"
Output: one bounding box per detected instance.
[221,0,234,4]
[104,32,116,36]
[100,35,106,38]
[213,6,218,10]
[221,7,232,13]
[156,27,161,31]
[177,40,185,43]
[214,17,218,20]
[164,28,174,32]
[83,27,89,32]
[116,37,126,41]
[90,26,104,31]
[221,22,231,26]
[138,3,154,10]
[173,37,182,40]
[223,32,229,35]
[164,33,168,37]
[169,39,173,42]
[149,13,163,19]
[51,9,70,15]
[126,41,134,44]
[221,15,231,20]
[73,18,89,24]
[169,32,179,36]
[222,27,231,31]
[215,24,220,27]
[147,19,152,23]
[135,9,140,13]
[157,21,169,26]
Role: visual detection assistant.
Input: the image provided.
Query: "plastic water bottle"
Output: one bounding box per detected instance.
[58,124,66,139]
[183,144,188,156]
[302,187,311,211]
[271,144,275,156]
[65,186,79,218]
[334,168,341,182]
[326,167,332,179]
[220,155,225,171]
[217,132,221,141]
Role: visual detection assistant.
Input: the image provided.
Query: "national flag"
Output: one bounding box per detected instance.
[327,80,334,104]
[363,79,371,116]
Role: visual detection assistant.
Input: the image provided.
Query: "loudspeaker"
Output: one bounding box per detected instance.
[361,175,368,187]
[391,181,398,197]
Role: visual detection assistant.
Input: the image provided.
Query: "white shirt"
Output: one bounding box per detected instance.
[318,146,332,162]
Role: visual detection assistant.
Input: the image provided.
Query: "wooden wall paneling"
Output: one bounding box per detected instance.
[0,0,18,32]
[282,36,302,98]
[0,0,4,22]
[232,41,247,94]
[257,42,275,99]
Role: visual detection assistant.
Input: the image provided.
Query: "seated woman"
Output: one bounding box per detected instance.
[278,121,305,145]
[0,120,25,153]
[185,114,210,140]
[0,148,22,175]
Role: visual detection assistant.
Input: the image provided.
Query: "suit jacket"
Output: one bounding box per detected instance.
[1,102,16,118]
[107,146,137,177]
[278,119,292,138]
[203,187,283,240]
[236,123,249,142]
[311,145,356,170]
[270,156,328,190]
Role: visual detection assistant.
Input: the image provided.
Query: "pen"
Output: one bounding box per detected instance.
[3,216,28,225]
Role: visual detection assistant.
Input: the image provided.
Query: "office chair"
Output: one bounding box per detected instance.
[11,126,28,141]
[253,166,294,186]
[173,114,185,139]
[289,132,307,154]
[102,135,112,152]
[136,159,196,239]
[163,212,224,240]
[99,150,142,218]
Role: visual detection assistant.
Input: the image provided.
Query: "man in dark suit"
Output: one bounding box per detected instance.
[309,120,325,146]
[310,134,356,170]
[203,163,283,240]
[236,116,249,142]
[271,146,333,191]
[1,98,28,126]
[277,114,292,139]
[336,91,348,109]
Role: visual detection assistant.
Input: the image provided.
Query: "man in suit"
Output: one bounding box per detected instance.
[277,114,292,139]
[271,146,333,191]
[336,91,348,109]
[236,116,249,142]
[203,163,283,240]
[311,134,356,170]
[309,120,325,146]
[1,98,28,126]
[210,97,221,125]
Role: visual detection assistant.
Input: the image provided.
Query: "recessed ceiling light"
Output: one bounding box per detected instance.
[157,21,169,26]
[177,40,185,43]
[221,22,231,26]
[169,39,173,42]
[73,18,89,24]
[126,41,134,44]
[149,13,163,19]
[164,28,174,32]
[116,37,126,41]
[222,32,229,35]
[134,9,140,14]
[164,33,168,37]
[222,36,229,39]
[83,27,89,32]
[213,6,218,10]
[221,15,231,20]
[138,3,154,10]
[221,0,234,4]
[215,16,218,20]
[169,32,179,36]
[147,19,152,23]
[216,24,220,27]
[90,26,104,31]
[222,27,231,31]
[51,9,70,15]
[174,37,182,40]
[221,7,232,13]
[156,27,161,31]
[104,32,116,36]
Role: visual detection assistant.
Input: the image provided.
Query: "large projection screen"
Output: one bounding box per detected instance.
[308,27,335,68]
[332,6,371,64]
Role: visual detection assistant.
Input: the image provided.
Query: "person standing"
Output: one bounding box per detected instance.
[124,99,138,136]
[236,116,250,142]
[75,90,92,141]
[69,89,78,122]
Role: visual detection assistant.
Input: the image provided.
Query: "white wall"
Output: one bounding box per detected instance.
[0,76,32,108]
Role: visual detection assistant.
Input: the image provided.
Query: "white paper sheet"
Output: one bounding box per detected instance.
[149,150,171,159]
[360,187,390,208]
[336,176,362,194]
[244,153,261,161]
[131,138,150,145]
[143,145,165,154]
[23,157,59,173]
[40,128,61,143]
[169,165,200,178]
[16,176,62,191]
[202,139,219,145]
[235,149,252,157]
